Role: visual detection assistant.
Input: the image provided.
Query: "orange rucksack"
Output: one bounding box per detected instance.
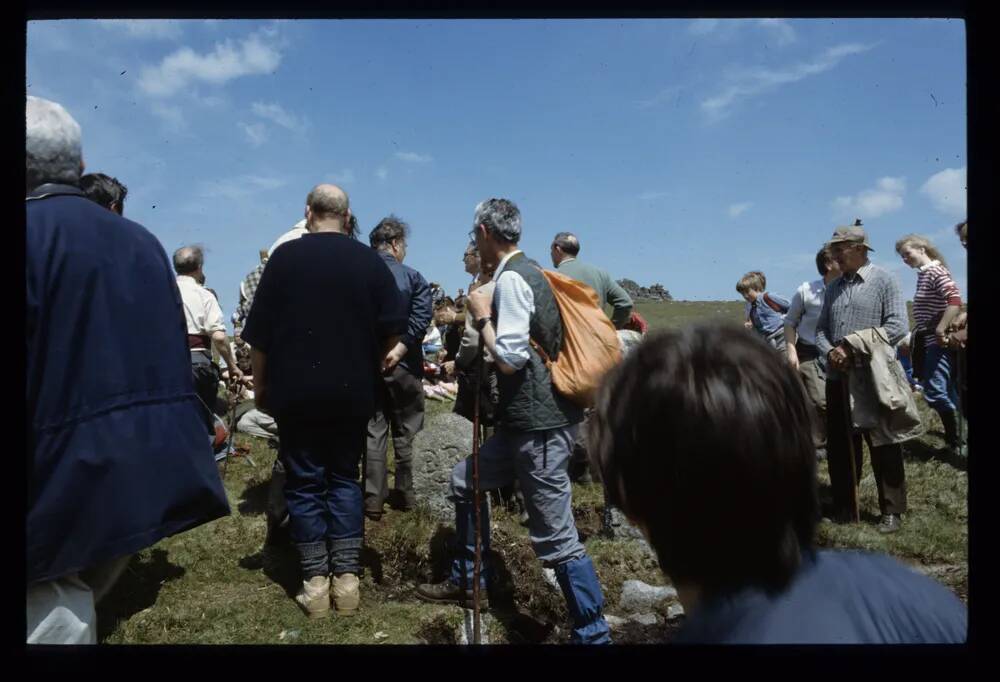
[529,269,622,407]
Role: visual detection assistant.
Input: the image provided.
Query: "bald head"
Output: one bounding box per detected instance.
[307,184,349,217]
[173,245,204,276]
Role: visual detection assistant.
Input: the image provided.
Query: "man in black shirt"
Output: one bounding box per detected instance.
[242,184,406,618]
[364,216,433,520]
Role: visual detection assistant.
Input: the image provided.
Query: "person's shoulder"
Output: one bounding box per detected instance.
[818,550,963,605]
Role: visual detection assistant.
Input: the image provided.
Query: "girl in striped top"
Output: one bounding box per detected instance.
[895,234,964,456]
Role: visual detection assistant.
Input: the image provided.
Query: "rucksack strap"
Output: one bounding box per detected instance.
[762,293,787,313]
[529,337,552,367]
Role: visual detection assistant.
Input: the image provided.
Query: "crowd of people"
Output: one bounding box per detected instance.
[738,220,968,534]
[27,94,967,645]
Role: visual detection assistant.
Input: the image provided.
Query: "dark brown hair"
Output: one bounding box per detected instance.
[588,324,819,596]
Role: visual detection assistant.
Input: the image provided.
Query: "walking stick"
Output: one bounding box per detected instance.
[471,335,485,645]
[840,371,861,523]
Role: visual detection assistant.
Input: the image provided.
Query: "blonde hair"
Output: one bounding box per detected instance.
[736,271,766,295]
[894,234,948,269]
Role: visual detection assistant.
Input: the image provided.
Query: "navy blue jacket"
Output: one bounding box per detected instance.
[242,233,408,419]
[26,185,230,584]
[673,550,967,644]
[377,251,432,378]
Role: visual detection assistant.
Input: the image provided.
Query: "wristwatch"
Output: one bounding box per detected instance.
[475,317,490,332]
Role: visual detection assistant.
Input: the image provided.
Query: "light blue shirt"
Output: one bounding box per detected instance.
[491,250,534,370]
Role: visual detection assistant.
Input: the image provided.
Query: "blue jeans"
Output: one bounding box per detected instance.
[921,343,958,413]
[276,416,365,578]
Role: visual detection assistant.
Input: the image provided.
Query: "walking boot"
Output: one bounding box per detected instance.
[554,556,612,644]
[331,573,360,615]
[364,495,383,521]
[415,579,489,610]
[295,575,331,618]
[878,514,902,534]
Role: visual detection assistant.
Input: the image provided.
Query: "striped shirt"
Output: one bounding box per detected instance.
[815,262,908,373]
[913,260,961,348]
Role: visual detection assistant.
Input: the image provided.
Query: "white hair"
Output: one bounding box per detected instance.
[26,96,82,190]
[473,198,521,244]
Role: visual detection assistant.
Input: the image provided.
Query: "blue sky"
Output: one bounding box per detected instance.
[27,18,967,320]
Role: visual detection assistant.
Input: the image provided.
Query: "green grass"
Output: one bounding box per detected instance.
[97,301,967,643]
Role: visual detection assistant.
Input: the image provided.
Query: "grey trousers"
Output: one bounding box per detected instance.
[365,366,425,502]
[448,424,586,566]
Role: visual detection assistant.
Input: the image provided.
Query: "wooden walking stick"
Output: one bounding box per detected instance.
[471,335,485,645]
[840,370,861,523]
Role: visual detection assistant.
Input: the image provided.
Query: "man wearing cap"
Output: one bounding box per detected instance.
[815,221,911,533]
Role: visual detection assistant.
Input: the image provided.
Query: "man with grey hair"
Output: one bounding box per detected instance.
[550,231,633,329]
[816,222,915,534]
[549,231,634,485]
[416,198,611,645]
[26,96,229,643]
[365,215,433,519]
[173,245,243,434]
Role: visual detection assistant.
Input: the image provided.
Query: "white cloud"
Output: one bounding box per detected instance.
[701,43,874,121]
[395,151,433,163]
[920,167,966,218]
[728,202,753,218]
[252,101,305,132]
[831,176,906,219]
[239,122,268,147]
[97,20,183,40]
[688,18,795,44]
[199,175,288,201]
[149,102,186,132]
[327,169,356,184]
[375,167,388,181]
[757,19,797,46]
[636,85,683,110]
[138,32,281,97]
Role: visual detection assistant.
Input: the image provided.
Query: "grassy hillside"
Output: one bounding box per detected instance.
[96,300,967,644]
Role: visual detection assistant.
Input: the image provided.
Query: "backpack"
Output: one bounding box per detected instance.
[529,269,622,407]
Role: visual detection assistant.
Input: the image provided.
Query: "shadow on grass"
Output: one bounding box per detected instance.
[237,477,272,516]
[903,439,967,472]
[96,548,186,642]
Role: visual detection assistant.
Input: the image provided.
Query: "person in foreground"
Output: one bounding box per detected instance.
[587,324,967,644]
[26,96,230,643]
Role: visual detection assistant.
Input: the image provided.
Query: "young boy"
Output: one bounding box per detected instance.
[587,324,967,643]
[737,271,790,351]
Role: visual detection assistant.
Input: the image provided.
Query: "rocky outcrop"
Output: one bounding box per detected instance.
[617,278,673,302]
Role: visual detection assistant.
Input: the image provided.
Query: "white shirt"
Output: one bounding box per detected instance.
[785,278,826,347]
[177,275,226,353]
[491,250,534,370]
[267,219,308,256]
